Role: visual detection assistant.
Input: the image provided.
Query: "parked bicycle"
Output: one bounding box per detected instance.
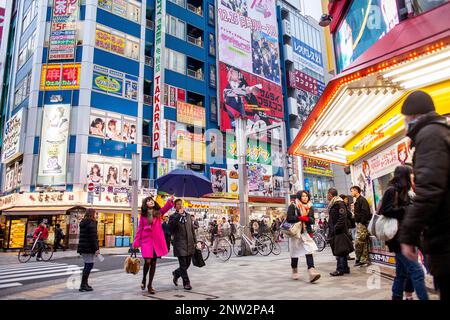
[18,233,53,263]
[196,236,232,262]
[312,229,327,252]
[233,226,272,256]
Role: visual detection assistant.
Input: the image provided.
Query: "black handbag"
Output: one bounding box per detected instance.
[331,233,354,256]
[192,248,205,268]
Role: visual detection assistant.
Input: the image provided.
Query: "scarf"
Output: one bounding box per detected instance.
[327,196,344,210]
[295,199,312,233]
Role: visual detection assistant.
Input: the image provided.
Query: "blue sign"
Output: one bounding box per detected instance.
[292,38,323,68]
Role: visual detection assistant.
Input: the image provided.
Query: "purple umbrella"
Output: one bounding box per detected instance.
[155,169,213,197]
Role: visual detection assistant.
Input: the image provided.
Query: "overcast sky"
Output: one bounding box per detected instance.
[301,0,324,22]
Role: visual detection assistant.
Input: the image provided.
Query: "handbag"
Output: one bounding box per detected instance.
[280,220,302,238]
[124,250,141,274]
[370,191,399,241]
[192,248,205,268]
[330,233,354,256]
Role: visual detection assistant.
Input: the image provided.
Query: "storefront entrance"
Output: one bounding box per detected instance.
[96,212,131,248]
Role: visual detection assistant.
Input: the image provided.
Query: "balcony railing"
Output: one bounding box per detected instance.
[144,94,152,105]
[187,4,202,16]
[187,68,204,80]
[145,56,153,67]
[187,35,203,47]
[142,135,151,146]
[146,19,154,30]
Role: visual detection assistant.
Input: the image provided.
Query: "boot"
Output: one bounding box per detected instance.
[79,274,93,292]
[291,268,300,280]
[308,268,321,283]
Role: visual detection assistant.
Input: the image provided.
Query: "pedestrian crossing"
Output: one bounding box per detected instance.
[0,262,99,289]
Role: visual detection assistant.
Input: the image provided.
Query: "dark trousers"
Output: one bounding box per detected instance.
[291,254,315,269]
[336,256,349,273]
[229,234,236,245]
[36,240,45,258]
[165,235,171,251]
[435,275,450,302]
[54,239,65,251]
[174,256,192,285]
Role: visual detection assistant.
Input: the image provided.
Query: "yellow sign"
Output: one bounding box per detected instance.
[40,63,81,90]
[176,131,205,163]
[177,101,206,127]
[95,29,111,51]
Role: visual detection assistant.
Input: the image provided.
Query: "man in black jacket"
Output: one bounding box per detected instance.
[169,199,197,290]
[398,90,450,301]
[351,186,372,267]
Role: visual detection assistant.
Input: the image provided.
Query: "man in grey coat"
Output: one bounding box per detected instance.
[169,199,197,290]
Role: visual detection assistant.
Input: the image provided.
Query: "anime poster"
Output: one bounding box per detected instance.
[38,104,71,177]
[219,62,283,131]
[210,168,228,193]
[87,162,104,184]
[273,176,284,197]
[297,89,320,127]
[247,163,272,196]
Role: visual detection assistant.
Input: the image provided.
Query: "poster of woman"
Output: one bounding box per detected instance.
[105,165,119,185]
[210,168,228,193]
[87,163,103,184]
[90,116,106,138]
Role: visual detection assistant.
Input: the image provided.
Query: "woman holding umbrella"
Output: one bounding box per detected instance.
[133,195,174,294]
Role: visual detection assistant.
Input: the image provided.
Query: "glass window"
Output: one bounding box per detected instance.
[127,2,141,22]
[166,48,185,74]
[209,33,215,56]
[98,0,141,23]
[168,0,186,8]
[166,14,185,40]
[210,97,217,121]
[96,24,140,60]
[209,65,216,87]
[208,3,215,25]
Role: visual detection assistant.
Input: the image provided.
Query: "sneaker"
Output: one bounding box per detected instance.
[354,261,363,267]
[359,262,370,267]
[330,271,344,277]
[347,256,355,260]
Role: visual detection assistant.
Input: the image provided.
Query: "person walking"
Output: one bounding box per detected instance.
[327,188,353,276]
[53,224,66,252]
[133,195,174,294]
[210,220,218,246]
[286,190,321,283]
[379,165,428,300]
[33,221,49,261]
[169,199,197,290]
[229,219,236,245]
[398,90,450,301]
[162,216,171,252]
[77,209,100,292]
[340,194,356,261]
[351,186,372,267]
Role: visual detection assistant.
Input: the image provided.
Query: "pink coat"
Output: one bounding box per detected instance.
[133,200,174,258]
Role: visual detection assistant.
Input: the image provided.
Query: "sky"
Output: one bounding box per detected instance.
[301,0,324,22]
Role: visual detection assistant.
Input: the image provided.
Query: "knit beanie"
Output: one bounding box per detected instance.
[401,90,435,115]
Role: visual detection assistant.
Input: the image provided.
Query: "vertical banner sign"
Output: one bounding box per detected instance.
[0,4,5,49]
[38,104,71,177]
[49,0,79,60]
[152,0,166,157]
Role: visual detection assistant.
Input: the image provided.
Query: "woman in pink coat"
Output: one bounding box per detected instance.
[133,195,174,294]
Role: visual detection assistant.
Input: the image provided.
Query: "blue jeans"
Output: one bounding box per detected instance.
[392,252,429,300]
[336,256,349,273]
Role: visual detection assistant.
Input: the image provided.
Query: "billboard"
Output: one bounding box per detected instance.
[292,38,324,75]
[334,0,399,72]
[49,0,79,60]
[40,63,81,90]
[219,62,283,131]
[288,69,325,97]
[38,104,71,177]
[1,109,23,163]
[176,101,206,127]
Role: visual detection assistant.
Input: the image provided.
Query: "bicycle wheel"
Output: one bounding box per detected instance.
[196,241,210,261]
[256,235,272,256]
[271,241,281,255]
[41,244,54,261]
[233,238,244,256]
[18,246,32,263]
[313,233,326,252]
[216,238,232,262]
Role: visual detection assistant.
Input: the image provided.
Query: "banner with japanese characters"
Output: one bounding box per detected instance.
[40,63,81,90]
[49,0,79,60]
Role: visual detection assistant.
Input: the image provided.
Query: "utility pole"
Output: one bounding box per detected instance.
[279,122,292,207]
[235,117,249,229]
[131,153,140,243]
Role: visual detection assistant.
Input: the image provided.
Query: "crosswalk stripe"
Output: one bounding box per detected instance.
[0,263,66,271]
[0,282,23,289]
[0,265,82,278]
[0,264,73,274]
[0,269,100,284]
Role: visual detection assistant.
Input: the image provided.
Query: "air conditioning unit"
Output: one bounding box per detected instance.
[282,19,291,37]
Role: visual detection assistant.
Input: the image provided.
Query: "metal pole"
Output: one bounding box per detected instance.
[235,117,249,229]
[279,122,291,208]
[131,153,140,243]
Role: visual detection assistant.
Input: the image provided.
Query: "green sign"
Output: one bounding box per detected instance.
[226,134,271,165]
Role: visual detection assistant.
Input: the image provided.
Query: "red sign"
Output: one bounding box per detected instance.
[288,70,318,96]
[53,0,78,16]
[219,62,283,131]
[87,183,94,191]
[0,7,5,49]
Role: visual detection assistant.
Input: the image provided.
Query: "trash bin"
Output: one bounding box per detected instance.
[105,235,116,248]
[115,236,123,247]
[122,236,130,247]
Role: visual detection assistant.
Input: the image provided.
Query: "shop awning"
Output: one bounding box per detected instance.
[2,206,77,216]
[289,3,450,164]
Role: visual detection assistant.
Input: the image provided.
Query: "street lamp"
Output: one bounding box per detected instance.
[319,14,332,27]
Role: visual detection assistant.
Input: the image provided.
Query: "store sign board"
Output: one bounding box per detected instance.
[0,5,6,49]
[226,134,271,165]
[292,37,323,73]
[288,70,324,96]
[2,109,23,163]
[302,156,333,177]
[49,0,79,60]
[152,0,166,157]
[176,101,206,127]
[40,63,81,90]
[38,104,71,178]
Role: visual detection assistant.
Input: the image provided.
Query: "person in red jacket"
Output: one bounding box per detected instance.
[33,221,49,261]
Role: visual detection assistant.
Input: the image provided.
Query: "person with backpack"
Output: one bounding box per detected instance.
[351,186,372,267]
[398,90,450,301]
[380,165,428,300]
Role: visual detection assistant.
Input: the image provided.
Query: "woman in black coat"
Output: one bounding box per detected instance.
[379,165,428,300]
[77,208,100,292]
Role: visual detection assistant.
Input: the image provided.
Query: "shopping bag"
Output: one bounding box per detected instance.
[280,220,302,238]
[375,216,398,241]
[192,248,205,268]
[368,214,380,237]
[124,250,141,274]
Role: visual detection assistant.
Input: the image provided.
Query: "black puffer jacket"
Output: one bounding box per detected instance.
[328,199,349,238]
[354,195,372,225]
[399,112,450,276]
[77,219,99,254]
[169,211,197,257]
[379,186,410,253]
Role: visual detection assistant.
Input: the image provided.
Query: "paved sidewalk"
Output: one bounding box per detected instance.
[0,248,439,300]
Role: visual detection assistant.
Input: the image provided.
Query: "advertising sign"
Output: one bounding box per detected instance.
[38,104,71,177]
[49,0,79,60]
[176,101,206,127]
[2,109,23,163]
[288,70,325,97]
[334,0,399,72]
[226,134,271,165]
[0,5,5,48]
[152,0,166,157]
[40,63,81,90]
[176,130,205,164]
[219,62,283,131]
[302,156,333,177]
[292,38,324,75]
[210,168,228,193]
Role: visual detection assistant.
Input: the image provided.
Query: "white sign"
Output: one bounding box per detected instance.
[2,109,23,163]
[38,104,71,177]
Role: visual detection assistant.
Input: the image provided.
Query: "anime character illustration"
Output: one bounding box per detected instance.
[397,142,409,165]
[211,169,227,193]
[221,0,248,16]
